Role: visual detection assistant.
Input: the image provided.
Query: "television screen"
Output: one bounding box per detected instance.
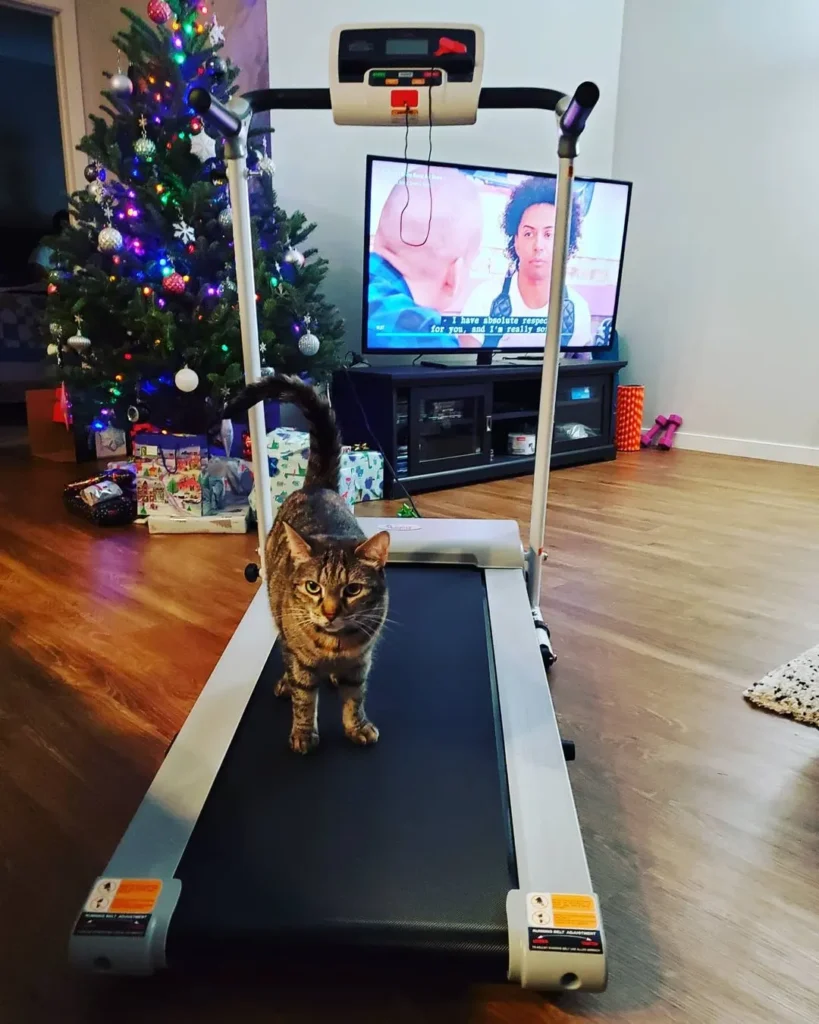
[363,156,631,354]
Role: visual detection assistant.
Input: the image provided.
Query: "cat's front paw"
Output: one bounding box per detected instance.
[274,676,292,698]
[290,728,319,754]
[345,721,379,746]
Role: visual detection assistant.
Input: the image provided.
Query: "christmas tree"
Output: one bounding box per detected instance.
[46,0,344,435]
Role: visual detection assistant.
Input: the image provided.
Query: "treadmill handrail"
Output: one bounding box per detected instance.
[189,85,587,129]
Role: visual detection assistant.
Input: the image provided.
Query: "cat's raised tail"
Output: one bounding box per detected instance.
[223,374,341,490]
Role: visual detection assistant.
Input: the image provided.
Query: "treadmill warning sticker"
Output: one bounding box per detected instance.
[73,878,162,938]
[526,892,603,954]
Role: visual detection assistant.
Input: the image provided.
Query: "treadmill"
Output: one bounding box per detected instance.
[70,24,607,993]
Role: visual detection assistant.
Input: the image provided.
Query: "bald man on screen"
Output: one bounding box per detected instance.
[367,167,482,349]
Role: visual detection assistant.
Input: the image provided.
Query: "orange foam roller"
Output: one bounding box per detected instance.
[615,385,645,452]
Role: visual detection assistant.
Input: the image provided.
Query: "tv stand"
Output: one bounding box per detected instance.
[332,360,627,497]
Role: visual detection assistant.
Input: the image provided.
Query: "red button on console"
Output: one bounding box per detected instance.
[435,36,467,56]
[391,89,419,109]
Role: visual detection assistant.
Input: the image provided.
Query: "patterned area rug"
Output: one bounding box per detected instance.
[744,644,819,727]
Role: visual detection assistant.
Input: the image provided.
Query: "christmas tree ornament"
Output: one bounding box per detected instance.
[110,72,133,97]
[110,52,133,97]
[67,314,91,353]
[218,206,233,230]
[173,218,195,244]
[259,340,267,353]
[98,225,123,253]
[206,56,227,81]
[98,201,123,253]
[255,140,274,178]
[84,161,99,182]
[147,0,171,24]
[298,331,320,357]
[219,418,234,457]
[47,343,59,356]
[175,365,199,392]
[87,179,105,202]
[190,129,217,163]
[49,322,63,339]
[279,260,298,284]
[209,15,225,46]
[284,246,306,268]
[163,271,186,294]
[134,115,156,159]
[209,165,228,186]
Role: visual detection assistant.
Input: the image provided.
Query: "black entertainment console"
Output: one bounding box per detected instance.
[332,360,627,497]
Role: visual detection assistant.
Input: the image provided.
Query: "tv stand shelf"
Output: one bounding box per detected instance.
[332,360,627,498]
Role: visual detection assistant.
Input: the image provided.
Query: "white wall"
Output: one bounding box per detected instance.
[614,0,819,465]
[267,0,625,353]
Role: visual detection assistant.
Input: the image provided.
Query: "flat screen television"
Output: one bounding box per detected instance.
[363,155,632,356]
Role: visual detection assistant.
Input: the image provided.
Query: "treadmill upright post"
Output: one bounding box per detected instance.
[525,83,599,613]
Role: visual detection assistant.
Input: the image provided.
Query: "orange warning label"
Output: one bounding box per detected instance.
[110,879,162,914]
[552,911,599,929]
[84,878,162,915]
[551,894,595,913]
[527,892,599,930]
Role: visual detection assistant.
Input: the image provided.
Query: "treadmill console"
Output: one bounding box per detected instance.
[329,23,484,127]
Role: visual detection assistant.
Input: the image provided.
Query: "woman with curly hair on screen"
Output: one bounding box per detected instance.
[459,176,592,349]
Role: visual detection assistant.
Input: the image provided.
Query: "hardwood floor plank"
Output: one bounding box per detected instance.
[1,448,817,1023]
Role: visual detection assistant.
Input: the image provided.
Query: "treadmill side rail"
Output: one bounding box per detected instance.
[484,568,607,991]
[69,587,277,974]
[358,517,524,569]
[69,878,181,975]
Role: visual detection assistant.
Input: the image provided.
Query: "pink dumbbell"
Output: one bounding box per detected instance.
[657,414,683,450]
[641,414,668,448]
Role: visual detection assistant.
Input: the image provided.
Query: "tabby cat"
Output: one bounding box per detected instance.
[225,375,390,753]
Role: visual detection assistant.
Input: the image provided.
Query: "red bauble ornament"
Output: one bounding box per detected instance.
[147,0,171,25]
[163,272,186,294]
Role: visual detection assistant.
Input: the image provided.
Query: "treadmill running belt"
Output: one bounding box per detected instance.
[169,565,515,975]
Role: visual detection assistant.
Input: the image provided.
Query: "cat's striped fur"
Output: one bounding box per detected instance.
[225,375,389,753]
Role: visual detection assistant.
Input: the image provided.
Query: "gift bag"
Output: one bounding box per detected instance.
[132,433,208,517]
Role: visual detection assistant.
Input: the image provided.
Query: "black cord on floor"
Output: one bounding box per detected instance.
[340,365,421,518]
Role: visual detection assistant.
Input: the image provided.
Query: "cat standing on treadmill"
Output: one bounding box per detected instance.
[225,376,390,753]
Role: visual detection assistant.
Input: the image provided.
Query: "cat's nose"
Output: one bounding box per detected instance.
[322,600,339,621]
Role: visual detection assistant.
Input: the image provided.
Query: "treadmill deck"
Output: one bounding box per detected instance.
[169,566,516,971]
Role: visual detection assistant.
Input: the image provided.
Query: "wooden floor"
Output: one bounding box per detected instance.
[1,448,818,1023]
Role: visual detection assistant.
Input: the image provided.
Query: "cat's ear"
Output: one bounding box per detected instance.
[354,530,390,569]
[283,522,313,564]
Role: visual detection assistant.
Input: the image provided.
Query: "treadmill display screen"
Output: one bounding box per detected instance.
[385,38,429,55]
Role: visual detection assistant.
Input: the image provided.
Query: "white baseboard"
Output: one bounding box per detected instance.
[643,428,819,467]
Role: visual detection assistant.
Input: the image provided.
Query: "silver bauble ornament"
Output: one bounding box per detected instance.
[98,226,123,253]
[174,365,199,392]
[218,206,233,231]
[260,366,274,378]
[284,247,306,268]
[87,180,105,201]
[134,136,156,159]
[110,72,133,97]
[298,332,320,357]
[49,322,63,338]
[67,333,91,353]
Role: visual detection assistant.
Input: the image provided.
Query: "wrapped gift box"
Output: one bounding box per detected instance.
[249,428,384,511]
[339,447,384,505]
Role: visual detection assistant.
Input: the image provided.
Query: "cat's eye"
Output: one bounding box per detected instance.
[344,583,363,598]
[304,580,321,595]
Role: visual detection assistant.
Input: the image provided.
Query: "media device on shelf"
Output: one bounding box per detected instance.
[363,155,632,363]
